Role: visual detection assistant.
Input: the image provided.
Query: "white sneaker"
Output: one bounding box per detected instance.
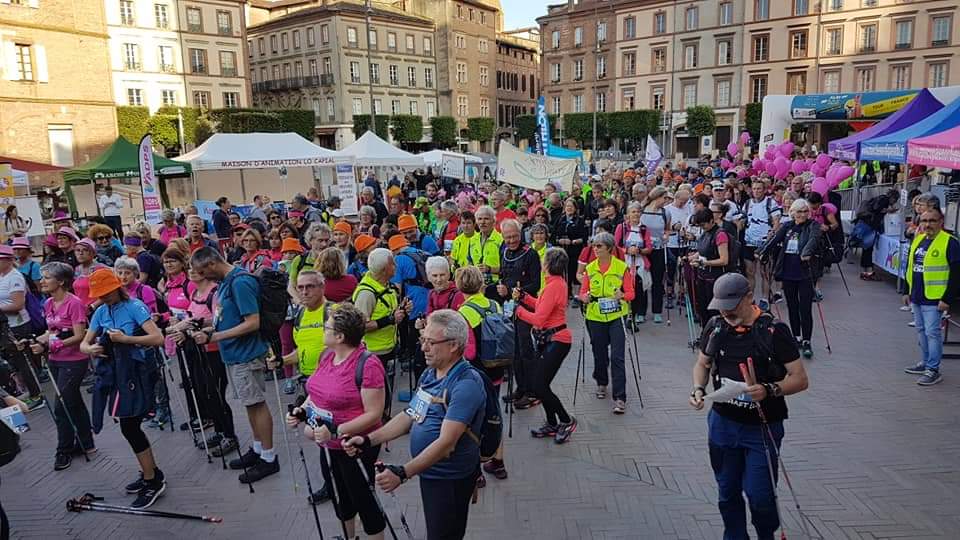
[899,305,912,312]
[907,320,916,327]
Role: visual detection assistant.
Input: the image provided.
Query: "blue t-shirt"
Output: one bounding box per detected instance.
[392,248,428,318]
[18,260,41,283]
[911,235,960,306]
[413,233,439,256]
[216,266,269,365]
[89,298,152,337]
[408,360,486,480]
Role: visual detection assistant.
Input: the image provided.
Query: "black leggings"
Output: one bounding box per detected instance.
[6,323,40,397]
[565,247,580,296]
[200,350,235,438]
[782,279,814,341]
[532,341,572,426]
[694,274,718,325]
[119,416,151,454]
[320,446,385,535]
[49,360,94,454]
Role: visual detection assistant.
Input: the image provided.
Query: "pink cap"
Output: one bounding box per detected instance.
[56,226,80,242]
[52,210,71,221]
[75,238,97,252]
[0,245,13,258]
[11,237,31,251]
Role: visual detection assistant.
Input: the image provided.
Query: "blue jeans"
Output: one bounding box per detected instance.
[708,410,785,540]
[912,303,943,372]
[587,318,626,401]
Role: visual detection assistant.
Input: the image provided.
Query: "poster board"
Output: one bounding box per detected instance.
[336,164,359,216]
[0,164,14,206]
[441,155,465,180]
[14,196,45,237]
[496,141,577,192]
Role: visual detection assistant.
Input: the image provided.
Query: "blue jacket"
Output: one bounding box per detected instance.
[91,343,158,432]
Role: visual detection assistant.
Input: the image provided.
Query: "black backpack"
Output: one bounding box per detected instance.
[702,312,788,388]
[399,249,432,290]
[224,268,290,342]
[437,361,503,463]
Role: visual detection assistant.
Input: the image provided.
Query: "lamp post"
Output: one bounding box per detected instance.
[365,0,376,134]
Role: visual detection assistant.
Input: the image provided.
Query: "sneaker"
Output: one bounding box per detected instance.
[530,423,558,439]
[635,314,645,325]
[130,478,166,509]
[771,292,784,304]
[22,396,46,411]
[282,379,297,395]
[211,437,239,458]
[513,396,540,410]
[54,452,72,471]
[814,289,824,303]
[595,386,607,399]
[554,417,577,444]
[229,448,261,470]
[126,469,164,494]
[801,340,813,359]
[653,314,663,324]
[239,457,280,484]
[612,400,626,415]
[757,299,770,312]
[307,483,331,505]
[501,389,524,404]
[899,305,912,312]
[907,320,916,327]
[203,433,224,448]
[482,458,507,480]
[146,415,169,430]
[917,370,943,386]
[904,362,927,375]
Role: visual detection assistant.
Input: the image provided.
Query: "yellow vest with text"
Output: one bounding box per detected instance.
[352,273,398,353]
[585,257,630,322]
[907,230,954,301]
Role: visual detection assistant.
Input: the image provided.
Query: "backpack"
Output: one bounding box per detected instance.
[355,283,398,311]
[437,361,503,463]
[139,252,163,289]
[354,351,392,423]
[24,286,47,335]
[133,283,170,316]
[224,267,290,342]
[462,301,514,369]
[399,248,433,290]
[0,418,21,467]
[703,312,788,387]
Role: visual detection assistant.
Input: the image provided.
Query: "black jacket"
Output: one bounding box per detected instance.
[760,220,822,281]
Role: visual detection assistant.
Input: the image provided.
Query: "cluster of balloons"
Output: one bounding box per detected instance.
[719,134,854,194]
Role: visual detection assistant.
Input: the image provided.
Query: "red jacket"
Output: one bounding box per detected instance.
[516,275,572,344]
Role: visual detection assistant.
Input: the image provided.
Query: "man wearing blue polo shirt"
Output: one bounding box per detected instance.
[344,309,486,540]
[189,247,278,484]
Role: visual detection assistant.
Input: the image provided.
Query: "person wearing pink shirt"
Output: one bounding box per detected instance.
[157,209,187,245]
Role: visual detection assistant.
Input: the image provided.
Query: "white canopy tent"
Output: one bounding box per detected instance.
[418,150,483,167]
[341,132,424,167]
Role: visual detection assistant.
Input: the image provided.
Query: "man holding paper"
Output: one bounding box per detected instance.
[688,273,809,540]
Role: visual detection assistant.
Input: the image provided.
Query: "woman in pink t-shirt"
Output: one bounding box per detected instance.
[286,304,387,539]
[29,261,96,469]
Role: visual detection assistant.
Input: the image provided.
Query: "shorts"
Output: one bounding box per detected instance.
[227,355,267,407]
[742,246,757,262]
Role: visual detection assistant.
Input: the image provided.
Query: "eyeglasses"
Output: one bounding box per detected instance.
[419,337,455,347]
[296,284,319,291]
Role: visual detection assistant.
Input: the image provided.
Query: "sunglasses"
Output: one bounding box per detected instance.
[96,236,111,241]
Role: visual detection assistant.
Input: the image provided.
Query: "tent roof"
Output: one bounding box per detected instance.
[0,156,64,172]
[828,89,943,161]
[341,132,423,166]
[418,150,482,166]
[907,124,960,169]
[860,94,960,163]
[63,137,190,185]
[174,132,349,171]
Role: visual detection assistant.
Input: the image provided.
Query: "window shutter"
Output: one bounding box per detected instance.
[4,42,20,81]
[35,44,48,82]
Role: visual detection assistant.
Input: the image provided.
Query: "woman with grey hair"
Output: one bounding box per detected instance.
[114,256,161,314]
[357,205,380,239]
[288,222,332,297]
[423,256,464,315]
[514,247,577,443]
[157,209,186,246]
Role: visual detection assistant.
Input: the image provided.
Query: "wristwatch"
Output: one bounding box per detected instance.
[388,464,408,483]
[762,383,783,398]
[690,385,706,398]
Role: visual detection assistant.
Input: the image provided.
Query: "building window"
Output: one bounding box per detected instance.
[193,91,210,109]
[859,23,877,52]
[257,37,264,56]
[350,61,360,83]
[551,30,560,49]
[391,99,400,115]
[423,37,432,54]
[259,67,266,81]
[326,97,335,119]
[894,20,913,49]
[321,25,329,44]
[408,100,417,115]
[270,35,277,53]
[161,89,176,106]
[368,29,378,49]
[369,63,379,83]
[406,34,415,53]
[790,31,808,58]
[826,27,842,55]
[574,27,583,47]
[755,0,769,21]
[408,66,417,86]
[158,45,175,72]
[309,59,318,76]
[127,88,143,106]
[120,0,135,26]
[373,99,381,114]
[685,7,698,31]
[189,48,207,73]
[223,92,239,108]
[478,38,488,53]
[682,82,697,108]
[720,2,733,26]
[794,0,808,15]
[596,93,606,112]
[323,57,331,74]
[652,86,664,110]
[715,79,731,107]
[293,30,301,49]
[855,66,875,91]
[863,0,877,6]
[389,64,398,85]
[480,98,489,117]
[352,98,362,115]
[456,62,467,83]
[347,27,358,47]
[424,67,434,88]
[597,21,607,43]
[932,15,952,46]
[219,51,237,77]
[752,35,769,62]
[272,65,280,80]
[216,10,232,35]
[574,59,583,80]
[551,96,561,114]
[307,28,315,47]
[787,72,806,94]
[281,33,289,50]
[311,98,321,119]
[123,43,140,71]
[293,60,303,78]
[891,65,911,90]
[597,56,606,78]
[479,65,488,86]
[684,44,698,69]
[623,52,636,76]
[455,35,466,49]
[186,7,202,33]
[573,94,583,113]
[624,17,636,39]
[622,88,635,110]
[154,4,169,29]
[457,95,468,117]
[928,62,948,88]
[822,70,841,93]
[427,101,435,118]
[648,48,664,73]
[717,40,732,66]
[828,0,842,11]
[750,75,767,103]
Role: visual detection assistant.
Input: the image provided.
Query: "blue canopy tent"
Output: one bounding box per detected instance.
[828,89,943,161]
[860,94,960,163]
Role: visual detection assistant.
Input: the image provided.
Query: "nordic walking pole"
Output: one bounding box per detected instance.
[808,268,833,355]
[322,446,352,540]
[664,247,672,326]
[374,462,415,540]
[177,344,211,462]
[163,351,190,435]
[287,404,326,539]
[195,344,228,470]
[157,353,175,433]
[825,235,851,296]
[37,355,91,461]
[12,337,59,427]
[619,316,643,407]
[268,350,299,493]
[67,494,223,523]
[572,340,583,407]
[354,455,399,540]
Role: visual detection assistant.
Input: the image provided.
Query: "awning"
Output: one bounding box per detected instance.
[828,89,943,161]
[174,132,349,171]
[63,137,191,185]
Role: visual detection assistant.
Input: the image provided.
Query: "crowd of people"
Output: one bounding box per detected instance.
[0,154,937,540]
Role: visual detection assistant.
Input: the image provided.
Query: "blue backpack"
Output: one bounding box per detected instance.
[462,301,514,369]
[438,361,503,463]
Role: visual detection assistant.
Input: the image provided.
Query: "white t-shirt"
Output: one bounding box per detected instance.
[665,204,692,248]
[0,268,30,327]
[743,197,782,247]
[98,193,123,216]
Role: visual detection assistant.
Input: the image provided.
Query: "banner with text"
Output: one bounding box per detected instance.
[497,140,576,192]
[336,164,359,216]
[138,135,163,224]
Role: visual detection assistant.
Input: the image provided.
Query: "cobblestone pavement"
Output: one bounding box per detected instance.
[3,267,959,540]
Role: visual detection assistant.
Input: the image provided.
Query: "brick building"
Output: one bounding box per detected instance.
[495,27,539,144]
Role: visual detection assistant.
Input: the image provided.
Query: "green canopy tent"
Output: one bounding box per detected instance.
[63,137,191,214]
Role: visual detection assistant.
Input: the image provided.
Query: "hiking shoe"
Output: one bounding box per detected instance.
[283,379,297,395]
[239,457,280,484]
[757,299,770,312]
[653,314,663,324]
[801,340,813,359]
[530,423,558,439]
[130,478,166,509]
[612,400,626,415]
[22,396,46,411]
[917,370,943,386]
[308,483,331,505]
[212,437,239,457]
[146,415,169,430]
[501,389,524,404]
[513,396,540,410]
[54,452,72,471]
[229,448,261,470]
[771,291,784,304]
[554,417,577,444]
[482,458,507,480]
[904,362,927,375]
[126,469,164,494]
[814,289,824,303]
[203,433,224,448]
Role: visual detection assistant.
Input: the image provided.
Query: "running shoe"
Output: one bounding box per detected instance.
[612,400,626,415]
[501,389,524,404]
[229,448,260,470]
[904,362,927,375]
[239,457,280,484]
[513,395,540,410]
[130,478,166,509]
[635,315,645,324]
[126,469,164,494]
[653,314,663,324]
[482,458,508,480]
[54,452,72,471]
[801,340,813,359]
[917,370,943,386]
[22,396,45,411]
[308,483,331,505]
[282,378,297,395]
[595,386,607,399]
[212,437,239,457]
[530,423,558,438]
[554,417,577,444]
[813,289,824,303]
[907,320,916,327]
[771,291,784,304]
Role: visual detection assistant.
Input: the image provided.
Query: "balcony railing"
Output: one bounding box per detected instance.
[859,44,876,53]
[159,63,176,73]
[895,42,911,50]
[320,73,335,86]
[125,61,142,71]
[221,68,237,77]
[251,76,321,93]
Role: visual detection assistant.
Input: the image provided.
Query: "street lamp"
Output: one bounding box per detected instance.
[364,0,376,134]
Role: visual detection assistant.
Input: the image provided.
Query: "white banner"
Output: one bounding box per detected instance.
[496,140,576,192]
[138,135,162,224]
[336,164,358,216]
[441,155,465,180]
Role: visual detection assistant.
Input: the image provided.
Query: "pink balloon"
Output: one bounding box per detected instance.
[810,163,825,177]
[726,142,739,157]
[764,149,777,161]
[811,178,829,196]
[774,156,790,175]
[752,158,762,171]
[765,162,778,176]
[779,141,795,157]
[836,165,855,179]
[720,158,732,170]
[790,160,805,175]
[815,154,832,168]
[740,132,751,145]
[737,168,749,179]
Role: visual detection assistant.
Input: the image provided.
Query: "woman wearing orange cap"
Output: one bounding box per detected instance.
[79,268,166,509]
[348,234,377,282]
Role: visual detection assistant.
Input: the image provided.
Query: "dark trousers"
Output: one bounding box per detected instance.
[782,279,814,341]
[104,215,123,240]
[514,319,533,395]
[319,446,385,535]
[860,246,873,270]
[694,274,718,325]
[564,247,580,296]
[48,361,94,454]
[533,341,572,426]
[666,247,682,290]
[119,415,150,454]
[708,410,784,540]
[420,470,478,540]
[587,319,626,401]
[199,349,235,438]
[637,249,666,316]
[6,324,40,397]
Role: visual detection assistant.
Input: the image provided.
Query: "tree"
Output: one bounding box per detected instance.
[146,114,179,151]
[515,115,536,142]
[466,117,495,143]
[156,106,200,146]
[686,105,716,138]
[606,110,659,142]
[430,116,457,149]
[352,114,390,139]
[745,102,763,143]
[562,112,607,147]
[195,116,215,146]
[391,114,423,145]
[219,112,284,133]
[116,106,150,143]
[276,109,316,140]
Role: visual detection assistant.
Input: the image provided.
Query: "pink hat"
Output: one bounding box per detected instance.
[10,237,32,253]
[52,210,71,221]
[44,234,59,248]
[288,210,305,218]
[56,226,80,242]
[75,238,97,252]
[0,245,13,258]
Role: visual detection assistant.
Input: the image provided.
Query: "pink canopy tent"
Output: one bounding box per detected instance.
[907,124,960,169]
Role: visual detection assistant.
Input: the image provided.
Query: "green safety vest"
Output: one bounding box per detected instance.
[292,302,333,376]
[907,230,954,301]
[584,256,630,322]
[352,273,399,353]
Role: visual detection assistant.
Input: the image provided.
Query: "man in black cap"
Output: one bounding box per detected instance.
[688,273,809,540]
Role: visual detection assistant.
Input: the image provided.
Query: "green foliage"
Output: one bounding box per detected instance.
[208,108,261,123]
[685,105,716,138]
[466,117,495,142]
[195,116,215,146]
[276,109,316,140]
[430,116,457,149]
[562,112,607,146]
[515,115,536,141]
[156,107,200,146]
[146,114,179,150]
[352,114,390,139]
[116,106,150,144]
[606,110,660,141]
[745,102,763,143]
[391,114,423,144]
[219,112,284,133]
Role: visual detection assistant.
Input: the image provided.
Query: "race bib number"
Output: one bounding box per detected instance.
[444,239,453,253]
[652,237,662,250]
[405,388,433,424]
[598,297,620,314]
[785,236,800,255]
[306,405,334,429]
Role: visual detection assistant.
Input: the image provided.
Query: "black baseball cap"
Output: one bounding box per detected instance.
[708,273,752,311]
